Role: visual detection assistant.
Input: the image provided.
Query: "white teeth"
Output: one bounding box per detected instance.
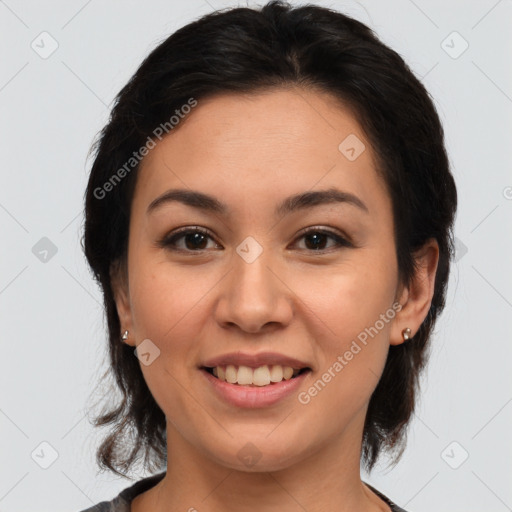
[237,365,253,385]
[269,365,283,382]
[211,364,303,386]
[225,364,237,384]
[283,366,294,380]
[253,365,271,386]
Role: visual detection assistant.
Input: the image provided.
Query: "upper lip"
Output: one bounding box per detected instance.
[201,351,311,370]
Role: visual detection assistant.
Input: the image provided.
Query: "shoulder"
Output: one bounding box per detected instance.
[364,482,409,512]
[77,472,166,512]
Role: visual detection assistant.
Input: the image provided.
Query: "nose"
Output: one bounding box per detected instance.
[214,248,293,334]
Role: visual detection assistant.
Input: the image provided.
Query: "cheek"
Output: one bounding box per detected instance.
[295,255,397,340]
[292,255,397,400]
[295,282,395,425]
[129,258,215,340]
[127,263,214,414]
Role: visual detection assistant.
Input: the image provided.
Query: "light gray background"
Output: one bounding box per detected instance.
[1,1,511,511]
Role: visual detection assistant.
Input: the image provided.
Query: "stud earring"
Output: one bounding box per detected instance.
[121,330,129,341]
[402,327,412,341]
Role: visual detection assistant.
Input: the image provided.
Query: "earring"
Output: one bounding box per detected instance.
[402,327,412,341]
[121,330,129,341]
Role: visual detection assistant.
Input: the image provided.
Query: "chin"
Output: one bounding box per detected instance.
[205,437,310,473]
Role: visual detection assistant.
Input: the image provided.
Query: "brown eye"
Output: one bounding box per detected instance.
[294,228,352,252]
[181,232,209,250]
[303,232,330,250]
[159,227,221,252]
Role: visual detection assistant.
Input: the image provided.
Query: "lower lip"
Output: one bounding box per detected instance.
[201,368,310,408]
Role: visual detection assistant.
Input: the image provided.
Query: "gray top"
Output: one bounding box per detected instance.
[78,472,407,512]
[78,472,165,512]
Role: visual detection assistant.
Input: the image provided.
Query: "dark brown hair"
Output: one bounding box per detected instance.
[83,0,457,477]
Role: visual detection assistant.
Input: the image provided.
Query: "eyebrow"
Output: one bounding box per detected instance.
[146,187,369,216]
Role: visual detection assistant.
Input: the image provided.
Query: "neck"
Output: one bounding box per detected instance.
[134,407,390,512]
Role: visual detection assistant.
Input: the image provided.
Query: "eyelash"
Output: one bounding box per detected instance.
[158,225,353,253]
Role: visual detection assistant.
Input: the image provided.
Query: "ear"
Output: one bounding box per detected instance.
[110,258,136,347]
[390,238,439,346]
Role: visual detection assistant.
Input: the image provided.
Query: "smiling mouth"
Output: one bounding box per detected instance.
[202,364,311,387]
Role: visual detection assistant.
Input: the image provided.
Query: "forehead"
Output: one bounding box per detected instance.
[132,87,389,216]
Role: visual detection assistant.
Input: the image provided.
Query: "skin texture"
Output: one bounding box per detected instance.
[112,87,439,512]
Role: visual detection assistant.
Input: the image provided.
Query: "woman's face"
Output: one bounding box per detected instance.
[114,87,414,471]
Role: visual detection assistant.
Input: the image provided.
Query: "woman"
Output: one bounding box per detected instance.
[81,1,457,511]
